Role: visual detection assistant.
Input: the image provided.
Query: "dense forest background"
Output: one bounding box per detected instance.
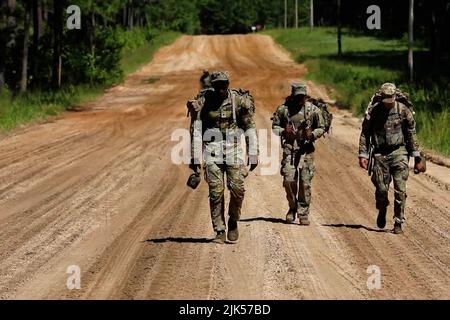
[1,0,449,92]
[0,0,449,153]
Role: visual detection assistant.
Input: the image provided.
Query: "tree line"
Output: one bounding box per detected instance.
[1,0,449,94]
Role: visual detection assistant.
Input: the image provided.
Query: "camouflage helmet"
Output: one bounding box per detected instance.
[291,82,308,96]
[380,83,397,103]
[210,71,230,84]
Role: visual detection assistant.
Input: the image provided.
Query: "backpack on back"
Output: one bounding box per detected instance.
[308,97,333,133]
[369,89,415,114]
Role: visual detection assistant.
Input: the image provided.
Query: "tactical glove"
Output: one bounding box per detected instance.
[303,127,314,141]
[414,156,426,174]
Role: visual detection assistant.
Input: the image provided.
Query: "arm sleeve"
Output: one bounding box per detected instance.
[237,93,259,157]
[271,106,286,136]
[189,96,205,162]
[403,107,421,157]
[311,107,325,140]
[358,112,372,159]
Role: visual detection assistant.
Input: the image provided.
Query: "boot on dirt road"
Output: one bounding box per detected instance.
[227,218,239,242]
[213,231,226,244]
[286,209,296,224]
[393,222,403,235]
[299,215,311,226]
[377,208,387,229]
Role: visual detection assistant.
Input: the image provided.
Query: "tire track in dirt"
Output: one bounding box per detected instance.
[0,35,448,300]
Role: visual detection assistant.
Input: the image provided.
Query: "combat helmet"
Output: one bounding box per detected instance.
[210,71,230,84]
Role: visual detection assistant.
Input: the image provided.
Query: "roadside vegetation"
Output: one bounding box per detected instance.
[266,28,450,155]
[0,29,180,131]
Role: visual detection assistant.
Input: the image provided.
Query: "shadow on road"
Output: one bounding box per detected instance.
[322,223,390,233]
[145,237,214,244]
[240,216,290,225]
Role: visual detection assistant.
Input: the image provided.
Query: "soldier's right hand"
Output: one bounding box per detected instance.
[284,124,295,135]
[359,157,368,170]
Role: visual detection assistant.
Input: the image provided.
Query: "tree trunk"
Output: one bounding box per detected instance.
[295,0,298,29]
[52,0,63,89]
[0,2,7,94]
[89,10,96,84]
[8,0,16,9]
[1,0,17,93]
[31,0,42,87]
[20,2,31,93]
[284,0,287,29]
[408,0,414,82]
[310,0,314,31]
[337,0,342,56]
[145,12,150,28]
[128,6,134,29]
[122,5,127,27]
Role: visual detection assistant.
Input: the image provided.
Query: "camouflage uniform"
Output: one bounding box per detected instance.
[272,83,325,220]
[189,71,258,233]
[359,83,421,225]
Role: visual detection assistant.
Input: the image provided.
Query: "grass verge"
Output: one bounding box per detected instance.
[265,27,450,155]
[0,30,181,132]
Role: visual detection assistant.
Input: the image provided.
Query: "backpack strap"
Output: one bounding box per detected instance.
[229,90,237,123]
[304,102,313,126]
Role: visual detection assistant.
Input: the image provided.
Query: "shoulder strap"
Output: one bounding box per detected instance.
[304,102,313,125]
[230,90,237,123]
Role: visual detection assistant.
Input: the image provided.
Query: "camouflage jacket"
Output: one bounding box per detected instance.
[359,101,420,159]
[189,89,258,164]
[272,100,325,152]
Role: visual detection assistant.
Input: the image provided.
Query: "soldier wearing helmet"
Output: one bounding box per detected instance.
[187,71,259,243]
[359,83,425,234]
[272,83,326,225]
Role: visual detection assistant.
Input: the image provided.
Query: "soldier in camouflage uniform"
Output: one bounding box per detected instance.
[272,83,326,225]
[359,83,425,234]
[188,71,259,243]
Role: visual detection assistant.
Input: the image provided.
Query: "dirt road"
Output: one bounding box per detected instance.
[0,35,449,300]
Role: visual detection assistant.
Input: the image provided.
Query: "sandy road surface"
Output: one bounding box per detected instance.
[0,35,449,300]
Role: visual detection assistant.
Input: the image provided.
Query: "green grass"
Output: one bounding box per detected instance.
[0,85,104,131]
[265,27,450,155]
[0,30,181,132]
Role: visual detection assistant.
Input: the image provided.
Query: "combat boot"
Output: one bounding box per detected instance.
[393,222,403,235]
[286,209,296,224]
[299,215,310,226]
[227,218,239,243]
[213,231,226,244]
[377,208,387,229]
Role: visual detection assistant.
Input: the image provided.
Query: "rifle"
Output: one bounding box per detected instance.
[367,140,375,176]
[298,119,312,169]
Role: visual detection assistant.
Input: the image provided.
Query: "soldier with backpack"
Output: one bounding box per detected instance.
[272,83,330,225]
[187,71,259,244]
[359,83,426,234]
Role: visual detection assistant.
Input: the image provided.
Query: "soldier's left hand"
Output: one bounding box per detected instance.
[303,128,314,141]
[414,157,426,174]
[248,155,258,172]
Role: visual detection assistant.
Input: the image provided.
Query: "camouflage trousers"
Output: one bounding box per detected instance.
[371,149,409,224]
[281,149,316,217]
[205,163,246,232]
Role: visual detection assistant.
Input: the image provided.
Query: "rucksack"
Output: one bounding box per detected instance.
[368,89,415,114]
[308,96,333,133]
